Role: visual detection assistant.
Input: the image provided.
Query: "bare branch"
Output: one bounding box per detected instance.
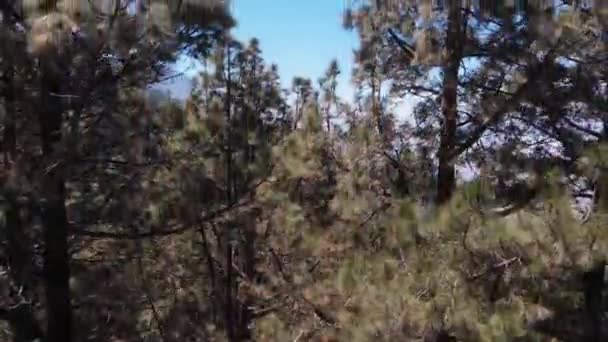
[561,117,602,139]
[386,28,415,62]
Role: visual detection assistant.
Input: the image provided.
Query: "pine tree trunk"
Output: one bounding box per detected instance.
[224,240,236,341]
[237,225,256,340]
[370,64,385,139]
[39,66,72,342]
[436,1,463,205]
[236,59,258,340]
[0,37,44,342]
[222,42,240,342]
[1,67,29,290]
[199,226,219,322]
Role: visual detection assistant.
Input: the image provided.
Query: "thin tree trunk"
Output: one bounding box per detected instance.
[224,240,236,341]
[236,52,258,341]
[199,225,218,323]
[436,1,463,205]
[325,102,331,133]
[222,41,238,342]
[39,65,72,342]
[370,64,384,138]
[237,223,255,340]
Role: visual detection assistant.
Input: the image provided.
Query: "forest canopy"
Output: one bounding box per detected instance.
[1,0,608,341]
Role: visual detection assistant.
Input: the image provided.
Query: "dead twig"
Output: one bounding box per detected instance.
[468,257,521,281]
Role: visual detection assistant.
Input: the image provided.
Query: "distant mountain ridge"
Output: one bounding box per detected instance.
[149,74,196,105]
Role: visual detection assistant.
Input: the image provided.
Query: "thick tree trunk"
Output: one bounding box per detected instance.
[41,183,71,342]
[436,1,463,205]
[39,67,72,342]
[0,62,44,342]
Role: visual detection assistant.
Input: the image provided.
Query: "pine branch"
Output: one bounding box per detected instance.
[72,177,269,239]
[72,199,249,239]
[451,49,557,160]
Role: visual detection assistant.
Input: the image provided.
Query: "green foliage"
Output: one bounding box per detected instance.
[1,1,608,342]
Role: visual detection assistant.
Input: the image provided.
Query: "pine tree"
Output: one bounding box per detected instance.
[345,0,607,206]
[0,1,233,341]
[0,1,606,342]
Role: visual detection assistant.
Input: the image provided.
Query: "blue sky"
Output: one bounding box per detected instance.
[231,0,358,99]
[162,1,359,101]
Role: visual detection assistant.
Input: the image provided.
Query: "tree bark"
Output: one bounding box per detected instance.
[436,1,463,205]
[39,65,72,342]
[0,53,44,342]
